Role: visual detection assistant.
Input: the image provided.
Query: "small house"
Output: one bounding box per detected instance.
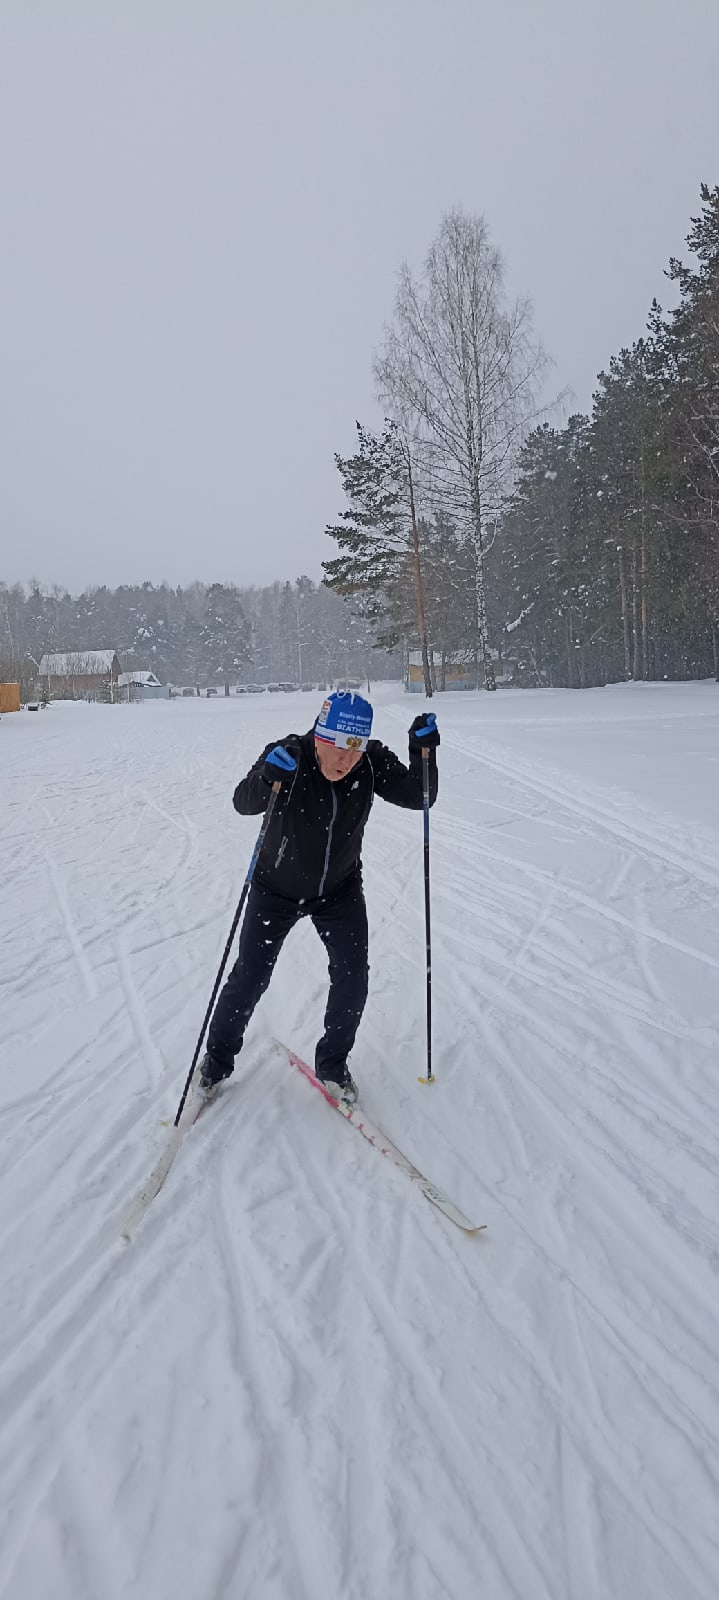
[118,670,170,702]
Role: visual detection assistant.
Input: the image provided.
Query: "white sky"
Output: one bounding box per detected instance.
[1,0,717,593]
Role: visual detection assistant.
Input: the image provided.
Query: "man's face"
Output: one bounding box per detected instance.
[314,737,364,783]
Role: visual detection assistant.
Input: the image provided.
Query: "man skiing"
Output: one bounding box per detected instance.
[198,691,440,1103]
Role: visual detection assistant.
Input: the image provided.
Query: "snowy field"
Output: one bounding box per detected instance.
[1,680,719,1600]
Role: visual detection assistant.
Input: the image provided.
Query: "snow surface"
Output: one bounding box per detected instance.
[1,682,718,1600]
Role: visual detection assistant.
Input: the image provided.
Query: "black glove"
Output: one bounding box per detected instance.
[409,712,440,751]
[262,744,298,786]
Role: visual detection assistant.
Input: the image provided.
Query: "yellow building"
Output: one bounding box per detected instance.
[405,648,513,691]
[406,651,479,692]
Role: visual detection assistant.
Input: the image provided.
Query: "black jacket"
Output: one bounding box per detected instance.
[233,728,438,902]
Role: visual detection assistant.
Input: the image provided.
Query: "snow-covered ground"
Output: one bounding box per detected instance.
[1,681,718,1600]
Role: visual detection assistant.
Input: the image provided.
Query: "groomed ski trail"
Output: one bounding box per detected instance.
[1,686,718,1600]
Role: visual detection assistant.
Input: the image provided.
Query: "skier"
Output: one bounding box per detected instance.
[198,691,440,1102]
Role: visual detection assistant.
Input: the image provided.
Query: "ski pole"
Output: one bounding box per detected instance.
[173,781,282,1125]
[418,746,435,1085]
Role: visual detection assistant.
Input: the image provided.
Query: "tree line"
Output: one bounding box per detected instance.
[0,577,397,698]
[323,186,719,691]
[5,188,715,701]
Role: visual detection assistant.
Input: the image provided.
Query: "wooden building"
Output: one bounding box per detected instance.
[38,650,122,701]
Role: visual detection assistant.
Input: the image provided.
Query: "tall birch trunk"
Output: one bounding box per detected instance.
[407,452,433,698]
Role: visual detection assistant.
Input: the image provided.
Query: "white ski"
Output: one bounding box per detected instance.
[274,1041,485,1235]
[121,1080,217,1241]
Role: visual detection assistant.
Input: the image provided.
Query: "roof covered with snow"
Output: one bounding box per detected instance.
[118,670,162,687]
[38,650,118,676]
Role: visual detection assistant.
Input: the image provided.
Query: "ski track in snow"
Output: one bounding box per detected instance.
[1,685,718,1600]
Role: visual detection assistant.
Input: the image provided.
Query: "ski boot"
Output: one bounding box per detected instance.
[316,1062,359,1104]
[197,1052,229,1103]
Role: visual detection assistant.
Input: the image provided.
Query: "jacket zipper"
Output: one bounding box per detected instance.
[318,788,337,896]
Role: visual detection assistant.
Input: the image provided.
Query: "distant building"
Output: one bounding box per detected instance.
[38,650,122,701]
[118,670,170,702]
[405,651,477,692]
[405,648,515,691]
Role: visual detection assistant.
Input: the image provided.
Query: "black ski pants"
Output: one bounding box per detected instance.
[207,873,369,1078]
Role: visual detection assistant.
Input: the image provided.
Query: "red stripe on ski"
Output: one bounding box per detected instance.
[275,1041,485,1235]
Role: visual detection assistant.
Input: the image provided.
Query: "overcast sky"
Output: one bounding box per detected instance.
[1,0,717,595]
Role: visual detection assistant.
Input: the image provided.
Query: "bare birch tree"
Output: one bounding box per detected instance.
[375,209,553,688]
